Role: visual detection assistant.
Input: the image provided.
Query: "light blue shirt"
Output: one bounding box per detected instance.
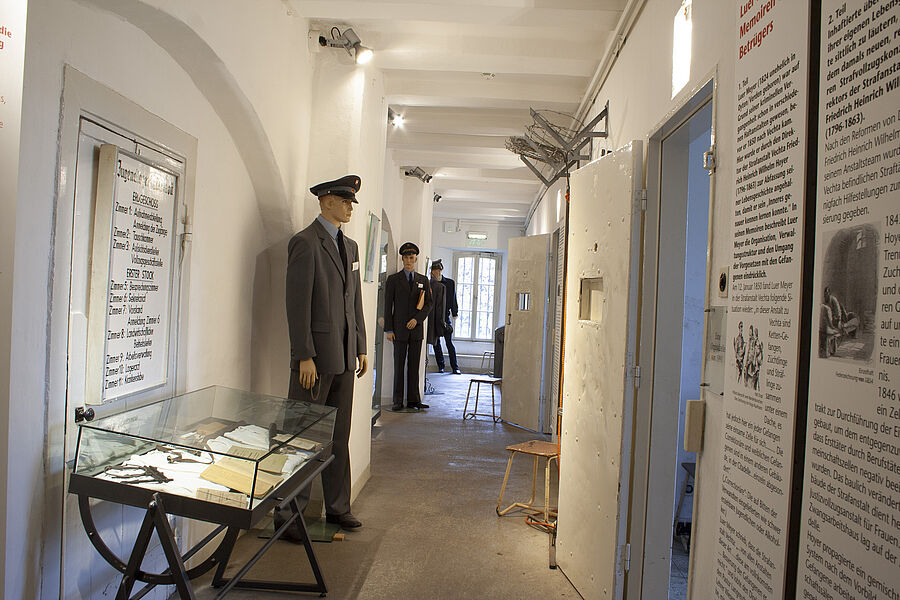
[316,214,341,253]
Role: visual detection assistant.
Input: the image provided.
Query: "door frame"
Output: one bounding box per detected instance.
[627,73,718,599]
[47,66,198,597]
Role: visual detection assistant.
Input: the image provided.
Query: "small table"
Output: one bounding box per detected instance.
[463,377,502,422]
[496,440,559,524]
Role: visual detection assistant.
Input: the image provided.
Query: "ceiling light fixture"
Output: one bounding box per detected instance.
[388,107,404,127]
[403,166,433,184]
[319,27,373,64]
[466,231,488,240]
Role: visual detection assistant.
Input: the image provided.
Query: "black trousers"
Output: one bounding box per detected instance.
[392,338,423,407]
[432,330,458,371]
[286,368,353,516]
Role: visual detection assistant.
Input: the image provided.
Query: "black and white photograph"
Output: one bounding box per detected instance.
[733,320,763,390]
[817,225,879,361]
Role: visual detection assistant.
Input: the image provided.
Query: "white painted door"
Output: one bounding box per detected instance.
[556,142,643,600]
[501,234,550,431]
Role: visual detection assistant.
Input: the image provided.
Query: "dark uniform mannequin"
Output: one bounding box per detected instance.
[384,242,434,411]
[430,259,460,373]
[283,174,367,533]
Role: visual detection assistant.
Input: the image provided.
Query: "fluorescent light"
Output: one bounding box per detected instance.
[392,113,404,127]
[672,0,692,98]
[466,232,488,240]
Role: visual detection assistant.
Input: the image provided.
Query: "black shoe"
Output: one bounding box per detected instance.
[409,402,430,409]
[452,368,462,374]
[326,512,362,530]
[390,405,404,412]
[274,511,305,544]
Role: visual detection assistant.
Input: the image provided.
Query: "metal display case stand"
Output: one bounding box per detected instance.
[71,454,334,599]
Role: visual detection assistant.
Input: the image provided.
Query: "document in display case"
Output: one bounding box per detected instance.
[68,386,337,599]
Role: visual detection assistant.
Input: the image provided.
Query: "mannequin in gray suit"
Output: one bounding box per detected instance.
[283,174,367,533]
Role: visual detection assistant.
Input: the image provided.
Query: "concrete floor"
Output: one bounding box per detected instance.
[191,371,580,600]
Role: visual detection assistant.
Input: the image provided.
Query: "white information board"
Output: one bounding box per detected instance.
[86,145,177,403]
[796,1,900,598]
[715,2,811,597]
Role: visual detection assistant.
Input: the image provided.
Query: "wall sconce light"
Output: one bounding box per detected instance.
[404,166,433,183]
[319,27,373,64]
[466,232,488,240]
[433,193,441,202]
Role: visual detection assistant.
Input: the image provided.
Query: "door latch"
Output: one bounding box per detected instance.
[74,406,95,423]
[703,145,716,173]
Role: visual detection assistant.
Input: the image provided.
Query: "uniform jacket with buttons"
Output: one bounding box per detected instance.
[286,219,366,374]
[384,270,434,342]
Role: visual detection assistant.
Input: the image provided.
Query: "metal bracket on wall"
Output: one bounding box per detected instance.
[510,101,611,189]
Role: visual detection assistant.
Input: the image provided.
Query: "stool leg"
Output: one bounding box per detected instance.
[464,381,473,419]
[544,457,552,523]
[491,382,497,422]
[497,451,516,515]
[473,382,480,415]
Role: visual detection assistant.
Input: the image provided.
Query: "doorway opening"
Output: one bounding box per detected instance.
[635,83,714,599]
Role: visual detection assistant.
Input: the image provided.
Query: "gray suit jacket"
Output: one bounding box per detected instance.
[286,219,366,374]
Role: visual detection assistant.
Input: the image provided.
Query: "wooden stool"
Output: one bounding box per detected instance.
[496,440,559,523]
[463,377,501,422]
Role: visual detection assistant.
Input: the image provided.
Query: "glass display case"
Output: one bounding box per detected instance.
[68,386,337,598]
[71,385,335,512]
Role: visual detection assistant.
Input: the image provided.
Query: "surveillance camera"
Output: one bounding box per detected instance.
[318,35,327,46]
[424,175,433,183]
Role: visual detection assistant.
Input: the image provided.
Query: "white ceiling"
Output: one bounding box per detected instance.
[289,0,628,224]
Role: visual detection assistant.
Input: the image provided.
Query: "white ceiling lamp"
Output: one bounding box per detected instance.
[319,27,373,64]
[388,107,404,127]
[466,231,488,240]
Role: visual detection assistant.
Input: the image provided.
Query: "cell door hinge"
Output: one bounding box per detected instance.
[630,364,641,388]
[703,144,717,174]
[635,189,647,211]
[619,542,631,572]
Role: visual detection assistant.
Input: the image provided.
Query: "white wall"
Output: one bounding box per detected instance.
[0,0,28,591]
[4,0,405,596]
[526,1,737,596]
[9,1,272,596]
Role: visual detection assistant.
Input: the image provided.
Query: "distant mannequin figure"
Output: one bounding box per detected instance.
[283,174,367,533]
[430,259,461,374]
[427,268,449,348]
[384,242,434,410]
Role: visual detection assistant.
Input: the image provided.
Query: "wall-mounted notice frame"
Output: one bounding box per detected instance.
[703,305,727,397]
[796,1,900,598]
[364,211,380,283]
[715,2,811,598]
[85,145,178,404]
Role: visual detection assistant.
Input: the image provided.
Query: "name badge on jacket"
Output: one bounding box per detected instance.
[417,282,423,289]
[352,261,359,271]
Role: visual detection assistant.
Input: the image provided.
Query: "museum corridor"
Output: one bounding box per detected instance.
[196,373,576,600]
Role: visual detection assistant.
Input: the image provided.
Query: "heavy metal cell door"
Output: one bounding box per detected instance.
[556,142,643,600]
[501,234,550,431]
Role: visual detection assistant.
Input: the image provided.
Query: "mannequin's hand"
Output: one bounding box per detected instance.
[356,354,368,378]
[298,358,317,390]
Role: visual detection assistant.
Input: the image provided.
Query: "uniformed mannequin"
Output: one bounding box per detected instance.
[282,174,367,534]
[384,243,434,411]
